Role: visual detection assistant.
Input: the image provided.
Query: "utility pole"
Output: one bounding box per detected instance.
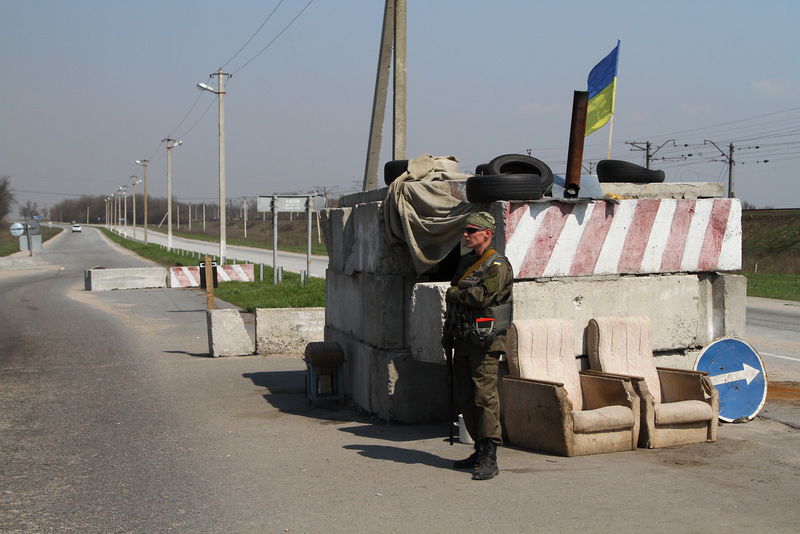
[704,140,735,198]
[243,197,248,239]
[162,138,183,251]
[363,0,407,191]
[626,140,675,169]
[136,159,150,243]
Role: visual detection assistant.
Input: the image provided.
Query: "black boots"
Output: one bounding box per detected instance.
[471,439,499,480]
[453,445,480,469]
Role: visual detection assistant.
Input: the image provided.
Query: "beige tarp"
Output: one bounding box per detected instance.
[383,154,481,274]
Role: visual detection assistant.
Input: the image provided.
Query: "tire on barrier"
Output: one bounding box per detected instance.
[384,159,409,185]
[596,159,666,183]
[466,173,553,203]
[474,163,493,176]
[486,154,554,180]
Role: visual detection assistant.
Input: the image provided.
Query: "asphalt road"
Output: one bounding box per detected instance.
[111,224,329,278]
[1,227,799,532]
[744,296,800,382]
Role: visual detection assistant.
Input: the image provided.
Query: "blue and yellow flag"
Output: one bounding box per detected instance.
[585,40,620,136]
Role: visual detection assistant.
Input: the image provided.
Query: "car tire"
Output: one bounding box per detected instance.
[474,163,493,176]
[466,173,553,203]
[486,154,554,180]
[384,159,409,185]
[596,159,666,183]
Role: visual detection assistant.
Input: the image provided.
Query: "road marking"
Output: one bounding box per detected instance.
[710,363,761,386]
[761,351,800,363]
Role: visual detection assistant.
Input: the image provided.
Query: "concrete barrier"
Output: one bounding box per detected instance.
[0,255,43,270]
[408,273,746,366]
[255,307,325,354]
[84,267,168,291]
[326,326,448,423]
[206,309,254,357]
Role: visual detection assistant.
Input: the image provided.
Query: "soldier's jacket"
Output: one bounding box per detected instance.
[445,248,514,353]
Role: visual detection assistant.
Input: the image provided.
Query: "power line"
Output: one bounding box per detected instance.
[230,0,316,75]
[220,0,287,70]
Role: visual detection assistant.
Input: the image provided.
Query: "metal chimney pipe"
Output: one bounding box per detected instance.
[565,90,589,198]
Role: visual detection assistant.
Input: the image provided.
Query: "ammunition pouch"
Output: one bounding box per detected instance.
[446,302,513,348]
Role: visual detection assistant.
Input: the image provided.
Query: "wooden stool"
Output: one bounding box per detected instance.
[304,342,345,405]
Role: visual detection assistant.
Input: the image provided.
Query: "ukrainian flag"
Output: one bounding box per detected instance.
[585,40,620,136]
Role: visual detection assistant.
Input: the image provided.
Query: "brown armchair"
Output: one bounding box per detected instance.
[587,316,718,448]
[502,319,640,457]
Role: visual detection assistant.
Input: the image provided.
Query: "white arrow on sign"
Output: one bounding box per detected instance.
[710,363,761,386]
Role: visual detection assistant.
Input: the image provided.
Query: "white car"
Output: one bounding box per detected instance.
[72,224,82,232]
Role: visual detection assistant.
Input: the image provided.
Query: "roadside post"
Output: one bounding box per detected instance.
[201,255,217,310]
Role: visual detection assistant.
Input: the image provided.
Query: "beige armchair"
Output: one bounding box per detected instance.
[502,319,640,457]
[587,316,718,449]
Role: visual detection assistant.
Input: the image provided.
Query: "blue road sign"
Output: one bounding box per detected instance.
[695,338,767,422]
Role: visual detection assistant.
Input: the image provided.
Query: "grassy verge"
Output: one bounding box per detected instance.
[0,226,63,256]
[100,227,325,309]
[741,272,800,302]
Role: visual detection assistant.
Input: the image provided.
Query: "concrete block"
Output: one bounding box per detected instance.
[325,269,362,339]
[698,273,746,345]
[255,307,324,354]
[408,282,448,364]
[320,208,353,272]
[599,182,725,199]
[206,309,254,357]
[85,267,168,291]
[352,202,416,275]
[0,255,42,270]
[360,272,408,349]
[338,187,389,208]
[325,326,448,422]
[409,275,717,365]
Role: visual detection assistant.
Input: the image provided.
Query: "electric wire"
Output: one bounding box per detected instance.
[220,0,286,70]
[230,0,315,75]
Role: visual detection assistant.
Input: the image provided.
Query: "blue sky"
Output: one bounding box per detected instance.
[2,0,799,215]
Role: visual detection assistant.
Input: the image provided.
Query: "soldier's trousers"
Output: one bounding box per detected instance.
[453,339,502,445]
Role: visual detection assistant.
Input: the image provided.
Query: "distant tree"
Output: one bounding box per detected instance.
[0,176,12,221]
[20,201,40,219]
[742,200,757,210]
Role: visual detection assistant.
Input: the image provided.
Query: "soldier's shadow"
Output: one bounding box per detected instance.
[342,444,453,470]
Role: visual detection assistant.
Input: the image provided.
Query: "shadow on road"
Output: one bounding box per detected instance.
[243,370,456,467]
[163,350,211,358]
[343,444,453,470]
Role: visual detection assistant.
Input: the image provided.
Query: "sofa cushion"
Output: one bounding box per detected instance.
[654,400,713,425]
[572,405,635,433]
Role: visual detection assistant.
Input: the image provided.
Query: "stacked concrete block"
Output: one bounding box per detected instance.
[322,199,448,422]
[323,184,745,423]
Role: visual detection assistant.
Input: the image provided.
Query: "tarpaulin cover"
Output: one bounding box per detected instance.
[383,154,480,274]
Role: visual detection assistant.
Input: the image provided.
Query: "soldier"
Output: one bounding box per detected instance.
[442,211,513,480]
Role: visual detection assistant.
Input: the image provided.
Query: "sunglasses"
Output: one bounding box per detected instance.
[464,227,486,234]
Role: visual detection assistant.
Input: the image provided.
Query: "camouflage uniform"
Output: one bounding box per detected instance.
[444,248,514,445]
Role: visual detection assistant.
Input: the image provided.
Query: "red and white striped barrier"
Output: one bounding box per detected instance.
[169,264,255,288]
[503,198,741,278]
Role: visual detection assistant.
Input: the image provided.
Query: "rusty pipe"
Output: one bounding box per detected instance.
[565,90,588,198]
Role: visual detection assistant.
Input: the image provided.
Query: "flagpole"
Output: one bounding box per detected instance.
[607,116,614,159]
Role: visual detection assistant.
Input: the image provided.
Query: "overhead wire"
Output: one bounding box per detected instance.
[230,0,316,75]
[220,0,287,70]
